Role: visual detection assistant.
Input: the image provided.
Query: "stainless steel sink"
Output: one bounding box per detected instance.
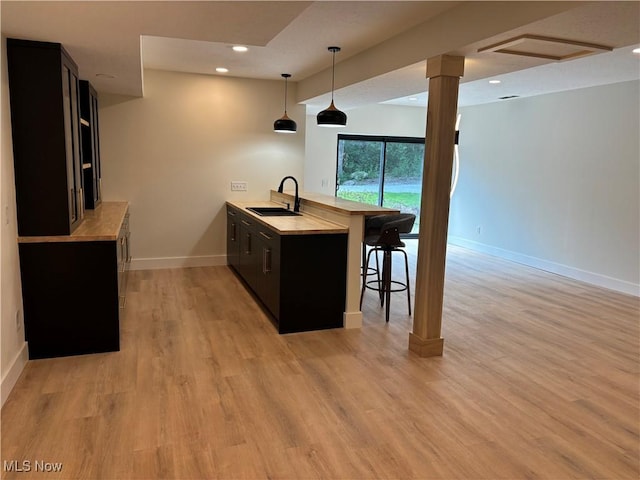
[246,207,301,217]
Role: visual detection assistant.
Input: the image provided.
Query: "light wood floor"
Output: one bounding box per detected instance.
[2,242,639,479]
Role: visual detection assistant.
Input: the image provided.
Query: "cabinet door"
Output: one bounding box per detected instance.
[62,64,80,226]
[80,80,101,209]
[256,228,281,318]
[238,218,259,291]
[62,58,83,227]
[69,67,83,222]
[117,212,130,308]
[226,207,240,270]
[92,93,102,205]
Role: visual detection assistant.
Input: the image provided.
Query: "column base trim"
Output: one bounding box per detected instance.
[408,333,444,357]
[343,311,363,329]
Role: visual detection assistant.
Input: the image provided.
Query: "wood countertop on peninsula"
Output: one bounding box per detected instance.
[271,190,400,216]
[226,200,348,235]
[18,202,129,243]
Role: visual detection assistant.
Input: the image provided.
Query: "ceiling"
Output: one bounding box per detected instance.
[2,1,639,111]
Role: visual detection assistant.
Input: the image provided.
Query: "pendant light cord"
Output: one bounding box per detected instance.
[331,49,336,102]
[284,76,288,114]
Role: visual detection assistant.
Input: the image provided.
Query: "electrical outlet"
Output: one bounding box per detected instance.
[15,309,22,333]
[4,205,9,225]
[230,181,248,192]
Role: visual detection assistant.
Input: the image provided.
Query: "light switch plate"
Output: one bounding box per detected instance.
[231,181,248,192]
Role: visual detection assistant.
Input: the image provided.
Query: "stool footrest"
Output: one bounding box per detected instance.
[364,279,409,294]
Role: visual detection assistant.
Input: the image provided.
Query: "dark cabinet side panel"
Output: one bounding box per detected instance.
[19,241,120,359]
[279,234,347,333]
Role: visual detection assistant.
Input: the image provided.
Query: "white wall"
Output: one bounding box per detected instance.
[304,104,426,195]
[304,82,639,295]
[1,35,28,407]
[100,69,306,269]
[451,80,639,295]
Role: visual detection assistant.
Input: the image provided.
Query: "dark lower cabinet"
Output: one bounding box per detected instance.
[18,205,130,359]
[227,205,347,334]
[19,241,121,359]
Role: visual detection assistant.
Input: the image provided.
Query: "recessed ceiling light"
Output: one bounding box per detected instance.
[232,45,248,53]
[408,97,418,101]
[489,79,501,84]
[633,47,640,54]
[216,67,229,73]
[95,73,116,79]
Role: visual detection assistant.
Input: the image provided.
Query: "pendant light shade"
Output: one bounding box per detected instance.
[274,73,297,133]
[317,46,347,127]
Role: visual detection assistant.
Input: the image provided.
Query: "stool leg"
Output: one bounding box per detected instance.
[374,249,383,304]
[401,249,412,316]
[383,249,392,322]
[360,248,373,308]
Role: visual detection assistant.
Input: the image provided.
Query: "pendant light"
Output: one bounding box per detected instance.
[317,46,347,127]
[274,73,297,133]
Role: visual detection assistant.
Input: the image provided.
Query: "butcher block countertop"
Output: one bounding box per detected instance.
[227,200,347,235]
[272,190,399,216]
[18,202,129,243]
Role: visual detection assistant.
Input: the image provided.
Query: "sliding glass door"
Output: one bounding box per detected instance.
[336,135,424,234]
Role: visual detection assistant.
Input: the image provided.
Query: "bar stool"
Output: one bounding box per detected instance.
[362,215,388,279]
[360,213,415,323]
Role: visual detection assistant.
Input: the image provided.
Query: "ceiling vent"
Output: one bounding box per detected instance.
[478,34,612,61]
[499,95,520,100]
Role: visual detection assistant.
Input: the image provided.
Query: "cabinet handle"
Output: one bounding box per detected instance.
[79,187,84,218]
[70,188,76,221]
[259,231,272,240]
[245,233,251,254]
[241,219,251,226]
[228,210,236,217]
[231,222,236,242]
[263,247,271,274]
[125,233,131,263]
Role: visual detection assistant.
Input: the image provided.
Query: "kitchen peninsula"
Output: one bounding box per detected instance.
[227,191,398,332]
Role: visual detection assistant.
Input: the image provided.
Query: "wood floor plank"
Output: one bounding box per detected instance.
[2,243,638,479]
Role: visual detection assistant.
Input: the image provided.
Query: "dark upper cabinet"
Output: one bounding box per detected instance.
[7,38,84,236]
[79,80,102,209]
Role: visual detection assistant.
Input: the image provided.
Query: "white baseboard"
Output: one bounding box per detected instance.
[448,236,640,297]
[130,254,227,271]
[1,342,28,408]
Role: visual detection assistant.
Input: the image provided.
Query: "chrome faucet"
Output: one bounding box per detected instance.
[277,176,300,212]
